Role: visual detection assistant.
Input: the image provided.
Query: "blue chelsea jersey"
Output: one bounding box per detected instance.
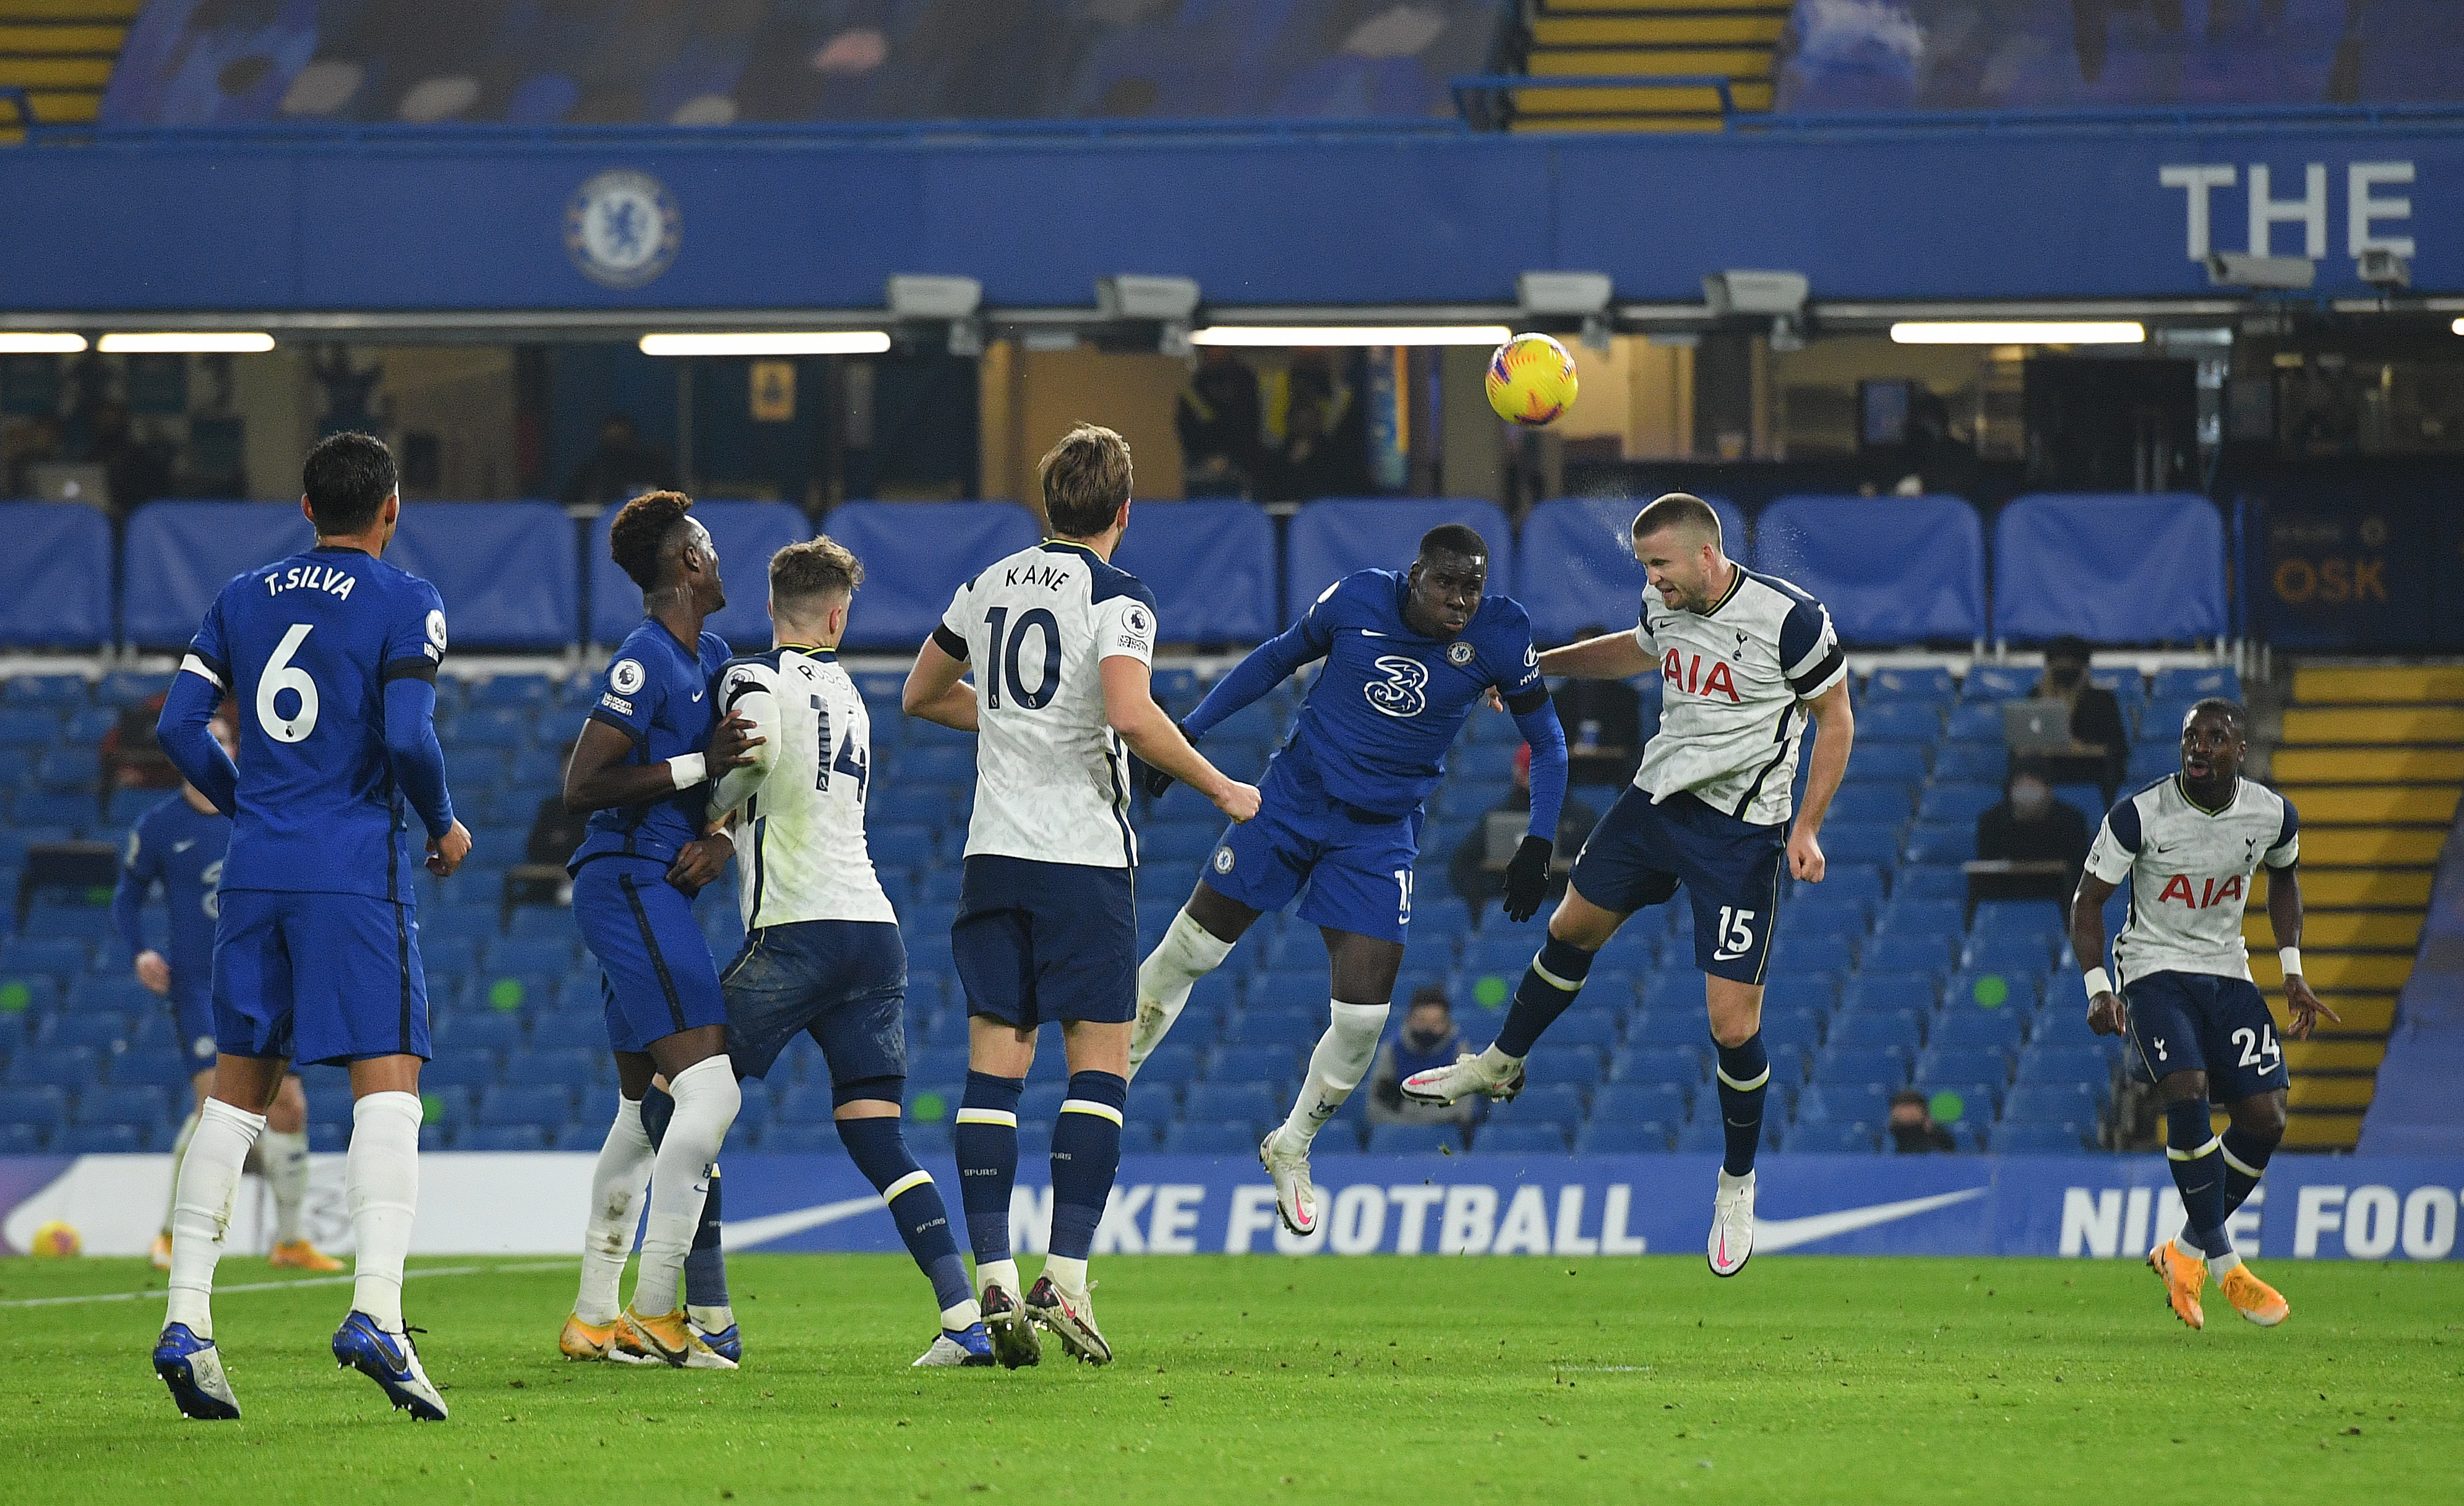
[1282,570,1542,817]
[118,795,230,980]
[186,545,447,900]
[571,618,732,868]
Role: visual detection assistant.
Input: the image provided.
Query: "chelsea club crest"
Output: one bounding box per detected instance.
[565,169,680,289]
[1446,641,1475,667]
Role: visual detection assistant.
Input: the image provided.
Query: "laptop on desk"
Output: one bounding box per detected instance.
[2003,700,2074,755]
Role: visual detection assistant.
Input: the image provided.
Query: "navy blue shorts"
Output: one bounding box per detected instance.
[572,855,729,1055]
[212,889,429,1066]
[1205,755,1422,944]
[954,855,1138,1030]
[171,978,217,1072]
[2123,969,2290,1103]
[1566,787,1788,984]
[722,918,908,1096]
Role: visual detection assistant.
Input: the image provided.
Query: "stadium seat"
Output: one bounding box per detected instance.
[762,1123,838,1155]
[0,1123,44,1153]
[1918,1082,1999,1126]
[505,1047,601,1089]
[1795,1083,1892,1125]
[463,1125,549,1152]
[1964,935,2056,976]
[1820,823,1903,867]
[1503,1084,1587,1126]
[2001,1082,2100,1124]
[1469,1123,1569,1155]
[1945,969,2041,1013]
[1917,1046,2011,1085]
[1915,783,1999,825]
[1891,865,1968,903]
[1597,1081,1689,1123]
[1850,744,1930,784]
[2152,665,2239,701]
[1828,1010,1922,1053]
[1903,823,1976,864]
[62,1123,145,1153]
[1930,1007,2026,1051]
[1205,1044,1295,1085]
[1826,784,1913,824]
[1863,667,1955,705]
[1815,1047,1909,1087]
[1992,494,2225,644]
[1610,1045,1703,1087]
[1854,703,1943,745]
[2019,1045,2116,1089]
[1183,1082,1277,1124]
[1018,1083,1068,1124]
[1289,498,1515,618]
[1782,1120,1878,1153]
[422,1051,501,1090]
[1161,1119,1257,1155]
[5,1045,95,1087]
[479,1085,570,1127]
[1994,1122,2090,1153]
[1365,1121,1458,1155]
[1575,1118,1673,1153]
[1672,1117,1727,1153]
[1862,931,1955,975]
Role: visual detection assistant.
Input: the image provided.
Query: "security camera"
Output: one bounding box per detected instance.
[2358,249,2411,291]
[2204,252,2315,291]
[1517,272,1614,317]
[886,275,983,320]
[1097,275,1202,322]
[1703,270,1808,319]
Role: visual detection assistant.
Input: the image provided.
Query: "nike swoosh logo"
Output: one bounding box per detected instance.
[1754,1187,1990,1253]
[720,1194,889,1249]
[692,691,705,702]
[1359,629,1389,638]
[1711,948,1751,962]
[171,840,197,853]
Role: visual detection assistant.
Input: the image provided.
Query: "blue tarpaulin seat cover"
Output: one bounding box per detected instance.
[387,502,577,650]
[1284,498,1516,620]
[1518,495,1748,643]
[122,502,314,648]
[1754,495,1986,644]
[1110,500,1278,644]
[820,501,1042,651]
[0,503,112,648]
[590,500,813,649]
[1991,493,2225,643]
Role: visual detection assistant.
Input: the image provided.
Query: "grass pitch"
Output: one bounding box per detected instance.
[4,1253,2456,1504]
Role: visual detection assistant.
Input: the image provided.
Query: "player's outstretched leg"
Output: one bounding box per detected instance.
[829,1100,989,1366]
[1129,907,1236,1079]
[638,1083,740,1361]
[1028,1072,1125,1366]
[1707,1014,1771,1277]
[617,1055,740,1369]
[564,1095,654,1361]
[1406,935,1601,1105]
[153,1096,264,1420]
[954,1069,1036,1367]
[1260,998,1389,1236]
[330,1088,447,1419]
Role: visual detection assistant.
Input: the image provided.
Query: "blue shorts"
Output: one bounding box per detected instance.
[1204,755,1423,944]
[954,855,1137,1030]
[1566,787,1788,984]
[170,980,217,1072]
[572,855,729,1055]
[722,918,908,1094]
[2123,969,2290,1103]
[212,889,430,1067]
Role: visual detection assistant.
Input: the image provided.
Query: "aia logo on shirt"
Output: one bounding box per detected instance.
[1662,648,1741,704]
[2155,873,2244,909]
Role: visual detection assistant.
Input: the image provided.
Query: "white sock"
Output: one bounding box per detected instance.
[575,1098,654,1325]
[1042,1254,1089,1296]
[977,1257,1021,1299]
[260,1128,310,1245]
[687,1303,736,1333]
[1128,910,1235,1080]
[1481,1043,1523,1070]
[2210,1248,2243,1277]
[1279,1000,1390,1147]
[160,1107,200,1238]
[631,1056,738,1317]
[345,1092,423,1333]
[165,1099,264,1337]
[941,1298,982,1331]
[2174,1232,2205,1264]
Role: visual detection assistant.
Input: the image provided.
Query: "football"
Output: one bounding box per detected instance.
[1485,332,1579,426]
[28,1220,81,1257]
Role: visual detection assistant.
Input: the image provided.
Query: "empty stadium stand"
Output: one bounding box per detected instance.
[0,0,139,140]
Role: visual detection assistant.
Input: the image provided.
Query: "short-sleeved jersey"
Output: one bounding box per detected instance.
[1630,565,1846,828]
[708,644,896,928]
[183,545,448,899]
[937,539,1156,870]
[2086,774,2299,982]
[571,618,732,869]
[1277,570,1542,819]
[120,795,229,972]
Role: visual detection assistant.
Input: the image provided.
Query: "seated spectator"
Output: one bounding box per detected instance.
[1368,987,1476,1130]
[1261,351,1368,500]
[1887,1089,1957,1153]
[1448,743,1598,915]
[1550,625,1644,783]
[1174,349,1264,497]
[514,740,587,905]
[2030,633,2127,806]
[560,414,676,509]
[102,690,179,794]
[1971,759,2090,905]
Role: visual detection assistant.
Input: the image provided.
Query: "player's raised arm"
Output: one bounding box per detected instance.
[1101,655,1258,823]
[2260,803,2338,1039]
[1180,593,1337,743]
[1536,625,1657,682]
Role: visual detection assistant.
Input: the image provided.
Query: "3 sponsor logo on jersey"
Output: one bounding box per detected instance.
[609,659,646,695]
[1363,656,1431,719]
[1662,648,1742,704]
[2154,873,2244,909]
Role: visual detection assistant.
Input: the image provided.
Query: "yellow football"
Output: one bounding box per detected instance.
[1485,332,1579,427]
[28,1220,82,1257]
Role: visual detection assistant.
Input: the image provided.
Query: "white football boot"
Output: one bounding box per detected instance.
[1707,1168,1756,1277]
[1400,1048,1525,1106]
[1257,1126,1320,1237]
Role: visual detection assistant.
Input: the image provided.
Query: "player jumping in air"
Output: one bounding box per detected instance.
[124,707,341,1275]
[557,491,751,1370]
[151,432,472,1421]
[904,424,1258,1367]
[2073,698,2332,1330]
[706,537,995,1367]
[1405,494,1853,1277]
[1131,523,1568,1240]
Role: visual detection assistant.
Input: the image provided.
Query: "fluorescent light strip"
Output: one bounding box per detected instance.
[638,332,891,357]
[0,333,86,354]
[97,332,275,353]
[1890,321,2145,346]
[1190,325,1513,348]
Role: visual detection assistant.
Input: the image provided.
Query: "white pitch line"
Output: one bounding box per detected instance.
[0,1259,572,1309]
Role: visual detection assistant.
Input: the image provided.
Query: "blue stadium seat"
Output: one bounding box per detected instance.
[1915,783,1999,825]
[12,793,95,831]
[772,1085,837,1124]
[1945,969,2042,1013]
[422,1051,500,1090]
[1944,704,2007,743]
[0,709,59,750]
[2152,665,2239,702]
[504,907,575,944]
[1993,495,2225,645]
[506,1047,601,1089]
[1862,929,1955,974]
[1795,1083,1892,1125]
[1850,743,1930,784]
[470,674,554,709]
[1992,1121,2091,1153]
[1543,1013,1621,1054]
[1759,1007,1826,1057]
[463,1125,549,1152]
[1756,495,1985,644]
[1597,1081,1689,1123]
[1918,1082,1999,1127]
[1161,1119,1258,1155]
[0,1123,43,1153]
[5,1045,95,1086]
[73,1082,168,1125]
[45,1012,132,1051]
[0,1084,67,1130]
[1821,822,1903,867]
[1289,498,1516,619]
[109,1053,198,1089]
[2001,1082,2100,1124]
[1964,935,2056,976]
[1591,926,1660,973]
[1365,1121,1458,1155]
[1928,743,2006,784]
[3,674,87,709]
[1918,1045,2011,1085]
[1628,1009,1708,1050]
[1930,1007,2025,1051]
[1576,1118,1674,1153]
[1782,1120,1878,1153]
[1672,1116,1727,1153]
[762,1123,838,1155]
[478,1085,572,1127]
[1826,785,1913,826]
[1018,1082,1068,1124]
[825,502,1039,651]
[1902,823,1975,865]
[1863,667,1955,705]
[1183,1082,1276,1124]
[1840,970,1941,1016]
[2019,1045,2115,1089]
[62,1123,145,1153]
[1469,1123,1569,1155]
[1204,1044,1295,1085]
[1815,1047,1908,1087]
[1970,898,2064,942]
[1610,1045,1702,1086]
[1828,1010,1921,1053]
[1856,703,1942,745]
[1504,1084,1587,1126]
[1960,665,2037,702]
[33,747,99,792]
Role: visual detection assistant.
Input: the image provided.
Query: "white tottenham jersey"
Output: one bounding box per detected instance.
[2086,775,2299,982]
[1629,566,1846,828]
[935,539,1157,870]
[708,645,898,930]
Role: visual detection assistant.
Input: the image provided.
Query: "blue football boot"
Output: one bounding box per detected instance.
[911,1322,995,1368]
[331,1312,447,1420]
[154,1323,239,1420]
[691,1314,743,1366]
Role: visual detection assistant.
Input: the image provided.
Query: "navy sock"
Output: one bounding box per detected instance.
[1493,936,1597,1058]
[2166,1100,2230,1256]
[1048,1071,1128,1264]
[955,1071,1024,1269]
[2220,1124,2278,1217]
[642,1085,729,1309]
[1713,1033,1771,1178]
[836,1114,972,1316]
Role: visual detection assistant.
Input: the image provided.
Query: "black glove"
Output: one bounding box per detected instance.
[1503,836,1553,923]
[1131,721,1194,799]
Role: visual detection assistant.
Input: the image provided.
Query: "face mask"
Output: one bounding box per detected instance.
[2047,661,2084,690]
[1405,1025,1448,1052]
[2010,779,2051,816]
